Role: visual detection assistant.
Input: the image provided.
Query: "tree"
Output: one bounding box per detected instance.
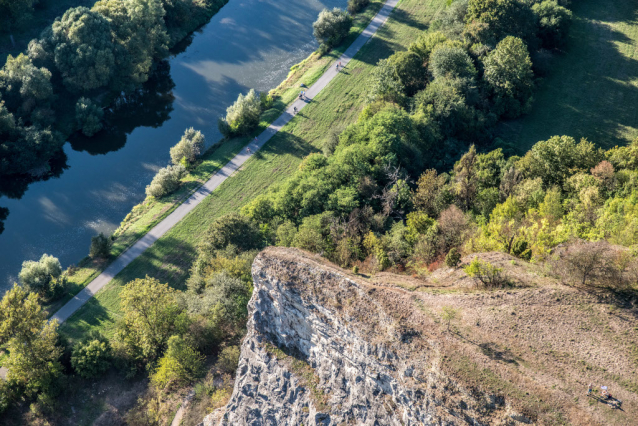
[217,345,240,374]
[440,305,461,332]
[170,127,205,165]
[0,54,53,117]
[90,232,112,259]
[386,51,427,96]
[145,164,186,198]
[151,335,204,390]
[218,89,262,137]
[18,253,62,296]
[200,213,262,255]
[445,247,462,268]
[75,97,104,137]
[555,240,621,288]
[429,45,477,80]
[116,276,189,363]
[0,285,63,401]
[48,7,116,92]
[93,0,169,91]
[483,36,534,118]
[465,0,536,47]
[71,333,112,379]
[368,59,406,104]
[0,0,38,32]
[413,169,451,217]
[312,8,353,49]
[347,0,369,15]
[409,31,447,61]
[532,0,572,49]
[453,145,478,211]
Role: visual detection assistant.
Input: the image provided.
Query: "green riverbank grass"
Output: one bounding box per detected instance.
[496,0,638,151]
[45,0,388,319]
[60,0,447,342]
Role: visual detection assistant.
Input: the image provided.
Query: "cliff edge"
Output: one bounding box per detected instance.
[205,247,637,425]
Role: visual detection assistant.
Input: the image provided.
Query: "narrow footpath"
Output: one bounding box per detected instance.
[51,0,400,325]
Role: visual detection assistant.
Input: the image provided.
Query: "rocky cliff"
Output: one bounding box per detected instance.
[204,248,638,425]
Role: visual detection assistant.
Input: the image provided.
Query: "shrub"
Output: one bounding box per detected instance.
[352,265,359,274]
[347,0,369,14]
[89,232,111,259]
[532,0,572,49]
[440,305,461,332]
[75,97,104,137]
[71,333,112,379]
[145,164,186,198]
[313,8,353,50]
[170,127,205,166]
[151,335,204,390]
[322,128,341,157]
[554,240,622,288]
[216,345,240,374]
[429,45,477,80]
[409,31,447,61]
[200,213,262,255]
[368,58,406,104]
[511,239,532,261]
[218,89,262,137]
[445,247,462,268]
[18,253,62,296]
[464,256,507,288]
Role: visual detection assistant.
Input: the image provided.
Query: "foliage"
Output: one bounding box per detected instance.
[18,253,62,296]
[313,8,353,50]
[199,213,263,255]
[532,0,572,49]
[0,0,38,32]
[145,164,186,198]
[71,333,112,379]
[482,36,534,118]
[151,335,204,390]
[386,51,428,96]
[0,285,63,407]
[170,127,205,165]
[440,305,461,331]
[553,240,623,288]
[445,247,462,267]
[218,89,262,137]
[429,45,477,80]
[217,345,240,374]
[115,276,189,365]
[0,54,53,121]
[409,31,447,61]
[347,0,369,15]
[464,256,507,288]
[465,0,536,47]
[90,232,112,259]
[75,97,104,137]
[368,59,406,104]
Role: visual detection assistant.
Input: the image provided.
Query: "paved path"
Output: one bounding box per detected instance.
[51,0,399,325]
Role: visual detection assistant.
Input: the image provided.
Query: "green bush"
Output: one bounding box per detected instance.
[312,8,353,50]
[463,256,507,288]
[75,97,104,137]
[218,89,262,137]
[170,127,205,166]
[445,247,462,268]
[71,334,112,379]
[532,0,572,48]
[429,45,477,80]
[409,31,447,61]
[151,335,204,390]
[347,0,369,15]
[18,253,62,296]
[200,213,262,254]
[217,345,240,374]
[89,232,112,259]
[145,164,186,198]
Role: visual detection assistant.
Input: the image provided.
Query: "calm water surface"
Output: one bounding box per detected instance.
[0,0,345,293]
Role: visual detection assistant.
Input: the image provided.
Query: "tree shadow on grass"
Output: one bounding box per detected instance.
[252,130,317,162]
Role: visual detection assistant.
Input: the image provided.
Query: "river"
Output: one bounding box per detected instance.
[0,0,345,294]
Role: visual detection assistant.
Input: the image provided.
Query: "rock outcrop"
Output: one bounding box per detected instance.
[206,248,514,425]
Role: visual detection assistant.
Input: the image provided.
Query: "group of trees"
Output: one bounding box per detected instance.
[0,0,228,178]
[313,7,353,52]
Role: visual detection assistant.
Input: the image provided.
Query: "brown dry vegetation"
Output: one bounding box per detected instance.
[262,247,638,425]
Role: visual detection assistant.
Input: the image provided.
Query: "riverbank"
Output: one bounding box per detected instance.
[58,0,445,340]
[44,0,387,319]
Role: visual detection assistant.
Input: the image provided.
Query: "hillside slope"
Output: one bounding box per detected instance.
[207,247,637,425]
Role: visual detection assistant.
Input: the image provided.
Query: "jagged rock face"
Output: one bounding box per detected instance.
[206,248,510,426]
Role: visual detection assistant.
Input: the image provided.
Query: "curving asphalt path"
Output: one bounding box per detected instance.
[50,0,400,325]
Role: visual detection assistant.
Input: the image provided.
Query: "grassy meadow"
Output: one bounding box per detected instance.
[497,0,638,151]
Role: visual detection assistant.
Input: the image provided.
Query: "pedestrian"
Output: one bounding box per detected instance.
[293,106,297,114]
[339,61,342,67]
[247,147,251,154]
[254,137,258,143]
[587,383,593,396]
[336,63,339,71]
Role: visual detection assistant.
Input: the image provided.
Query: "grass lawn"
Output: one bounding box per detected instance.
[60,0,447,342]
[497,0,638,151]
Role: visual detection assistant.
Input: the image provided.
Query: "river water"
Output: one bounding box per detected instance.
[0,0,345,294]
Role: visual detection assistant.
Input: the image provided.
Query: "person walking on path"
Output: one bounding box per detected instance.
[293,106,297,115]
